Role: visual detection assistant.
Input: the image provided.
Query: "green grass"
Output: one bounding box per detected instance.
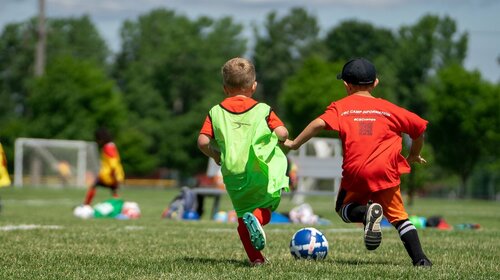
[0,187,499,279]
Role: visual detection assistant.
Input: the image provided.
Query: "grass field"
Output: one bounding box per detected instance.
[0,186,499,279]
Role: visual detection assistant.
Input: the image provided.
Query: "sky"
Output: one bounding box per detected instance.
[0,0,499,82]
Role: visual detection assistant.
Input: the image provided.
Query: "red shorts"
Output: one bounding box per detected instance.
[335,186,408,224]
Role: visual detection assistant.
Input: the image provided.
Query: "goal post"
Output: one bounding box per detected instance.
[14,138,99,188]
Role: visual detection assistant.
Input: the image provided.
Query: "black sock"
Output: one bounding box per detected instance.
[338,203,366,223]
[395,219,428,263]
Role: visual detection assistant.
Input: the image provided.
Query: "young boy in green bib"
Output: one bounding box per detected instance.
[198,57,290,266]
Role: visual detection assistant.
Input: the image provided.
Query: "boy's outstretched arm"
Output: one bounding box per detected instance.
[285,118,326,150]
[406,134,427,164]
[197,134,221,165]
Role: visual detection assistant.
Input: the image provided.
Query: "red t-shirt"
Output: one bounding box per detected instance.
[200,96,284,137]
[319,94,428,193]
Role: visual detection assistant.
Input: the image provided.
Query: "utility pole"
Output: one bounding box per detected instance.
[34,0,46,77]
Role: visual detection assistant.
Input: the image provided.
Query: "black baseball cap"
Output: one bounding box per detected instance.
[337,58,376,85]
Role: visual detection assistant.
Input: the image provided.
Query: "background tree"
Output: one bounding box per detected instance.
[0,16,110,169]
[324,20,396,63]
[392,15,467,115]
[27,55,126,140]
[280,57,344,136]
[384,15,467,201]
[114,9,246,175]
[424,64,496,198]
[0,16,109,121]
[253,7,324,111]
[322,20,400,102]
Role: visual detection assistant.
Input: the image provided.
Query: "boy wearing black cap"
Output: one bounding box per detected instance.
[285,58,432,267]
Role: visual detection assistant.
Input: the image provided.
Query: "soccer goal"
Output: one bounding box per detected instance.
[14,138,99,188]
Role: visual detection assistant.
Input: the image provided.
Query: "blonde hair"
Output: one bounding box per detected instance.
[221,57,256,89]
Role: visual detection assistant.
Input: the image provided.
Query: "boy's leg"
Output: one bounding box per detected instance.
[84,178,104,205]
[393,219,432,267]
[242,208,270,251]
[110,185,119,198]
[253,208,272,226]
[335,188,367,223]
[196,194,205,218]
[335,188,383,250]
[375,187,432,267]
[83,186,97,205]
[237,218,265,264]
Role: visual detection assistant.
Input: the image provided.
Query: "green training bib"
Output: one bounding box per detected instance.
[209,103,289,217]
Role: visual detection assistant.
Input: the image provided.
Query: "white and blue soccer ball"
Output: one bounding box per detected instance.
[290,227,329,260]
[73,204,94,219]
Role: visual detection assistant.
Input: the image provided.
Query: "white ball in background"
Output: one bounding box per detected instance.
[73,205,95,219]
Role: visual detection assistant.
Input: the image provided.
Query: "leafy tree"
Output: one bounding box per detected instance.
[0,16,110,165]
[0,16,109,121]
[27,55,126,140]
[114,9,246,175]
[47,16,109,65]
[0,22,37,122]
[375,15,467,201]
[280,57,345,136]
[393,15,467,115]
[424,64,498,198]
[324,20,397,63]
[322,20,402,104]
[116,127,158,176]
[253,7,324,111]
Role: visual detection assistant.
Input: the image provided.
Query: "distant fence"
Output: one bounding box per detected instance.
[287,137,343,203]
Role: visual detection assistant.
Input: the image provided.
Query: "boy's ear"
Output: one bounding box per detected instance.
[374,78,379,87]
[343,81,351,91]
[252,81,257,91]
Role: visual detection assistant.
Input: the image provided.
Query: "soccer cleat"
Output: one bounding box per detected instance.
[243,212,266,251]
[250,257,268,267]
[413,258,433,267]
[364,202,383,251]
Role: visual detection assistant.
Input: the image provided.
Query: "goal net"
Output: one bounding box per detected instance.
[14,138,99,188]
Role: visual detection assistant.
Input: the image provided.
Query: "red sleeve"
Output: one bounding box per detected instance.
[394,107,428,139]
[319,102,340,131]
[267,110,285,130]
[199,115,214,138]
[103,143,118,158]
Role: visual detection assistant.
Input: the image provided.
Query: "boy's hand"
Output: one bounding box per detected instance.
[284,139,296,150]
[407,154,427,164]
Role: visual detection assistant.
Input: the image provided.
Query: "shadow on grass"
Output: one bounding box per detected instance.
[333,257,394,266]
[177,257,249,267]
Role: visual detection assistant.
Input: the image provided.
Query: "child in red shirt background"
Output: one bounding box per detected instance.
[285,58,432,267]
[83,127,125,205]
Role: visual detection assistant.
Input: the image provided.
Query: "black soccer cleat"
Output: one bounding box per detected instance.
[414,258,433,267]
[364,202,383,251]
